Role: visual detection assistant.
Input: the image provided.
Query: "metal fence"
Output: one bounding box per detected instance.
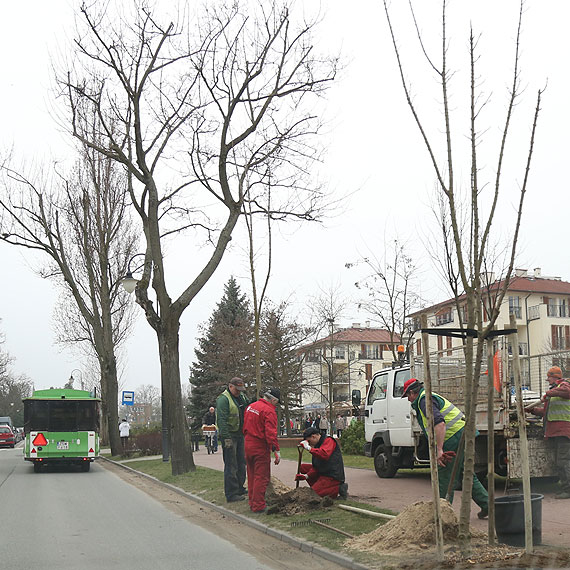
[411,339,570,408]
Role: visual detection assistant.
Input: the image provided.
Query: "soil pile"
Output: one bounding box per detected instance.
[347,499,459,551]
[266,477,333,515]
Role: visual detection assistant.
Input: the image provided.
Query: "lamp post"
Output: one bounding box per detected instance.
[69,369,84,390]
[120,253,170,463]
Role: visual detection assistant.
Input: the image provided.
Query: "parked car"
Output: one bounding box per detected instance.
[0,426,16,448]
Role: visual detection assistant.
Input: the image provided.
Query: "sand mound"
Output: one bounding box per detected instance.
[265,477,333,515]
[347,499,459,552]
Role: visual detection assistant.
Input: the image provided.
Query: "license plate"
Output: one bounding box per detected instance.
[57,441,69,450]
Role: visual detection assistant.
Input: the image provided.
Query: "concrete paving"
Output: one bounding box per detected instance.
[187,447,570,548]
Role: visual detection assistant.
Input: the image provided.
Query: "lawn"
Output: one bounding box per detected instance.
[117,457,396,567]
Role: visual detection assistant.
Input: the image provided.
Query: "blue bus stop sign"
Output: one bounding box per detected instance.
[122,391,135,406]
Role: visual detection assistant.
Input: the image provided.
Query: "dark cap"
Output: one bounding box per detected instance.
[303,426,320,440]
[264,387,281,402]
[229,377,246,391]
[401,378,423,398]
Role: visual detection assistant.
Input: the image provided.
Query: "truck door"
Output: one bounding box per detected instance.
[365,371,388,443]
[386,367,414,446]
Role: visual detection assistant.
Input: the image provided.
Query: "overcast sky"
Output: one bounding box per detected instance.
[1,1,568,393]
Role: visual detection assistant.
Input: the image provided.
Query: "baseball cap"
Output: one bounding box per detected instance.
[229,377,246,391]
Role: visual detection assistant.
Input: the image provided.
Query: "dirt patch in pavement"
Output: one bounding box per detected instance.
[265,477,334,515]
[346,499,570,569]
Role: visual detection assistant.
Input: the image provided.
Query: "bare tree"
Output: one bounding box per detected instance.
[346,238,421,359]
[0,144,137,456]
[384,0,543,543]
[61,1,336,474]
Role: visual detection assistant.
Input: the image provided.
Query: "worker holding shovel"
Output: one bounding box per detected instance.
[295,426,348,499]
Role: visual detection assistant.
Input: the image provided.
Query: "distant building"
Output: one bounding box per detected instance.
[299,322,400,413]
[408,268,570,364]
[129,403,153,426]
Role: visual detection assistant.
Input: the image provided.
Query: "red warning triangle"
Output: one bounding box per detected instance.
[32,433,48,446]
[89,448,94,453]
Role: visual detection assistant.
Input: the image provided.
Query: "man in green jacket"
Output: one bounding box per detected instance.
[216,377,249,502]
[402,378,489,519]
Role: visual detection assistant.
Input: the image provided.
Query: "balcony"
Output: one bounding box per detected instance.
[527,305,540,321]
[547,304,569,318]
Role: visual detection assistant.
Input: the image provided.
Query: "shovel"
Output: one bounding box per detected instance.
[295,445,303,488]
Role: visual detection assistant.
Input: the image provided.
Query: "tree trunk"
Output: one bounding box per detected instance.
[103,355,121,456]
[158,319,195,475]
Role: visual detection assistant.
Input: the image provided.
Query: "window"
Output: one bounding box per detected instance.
[435,307,453,326]
[393,369,412,398]
[367,373,388,404]
[335,346,345,359]
[306,350,320,362]
[509,296,521,319]
[547,298,568,318]
[551,325,570,350]
[359,344,382,360]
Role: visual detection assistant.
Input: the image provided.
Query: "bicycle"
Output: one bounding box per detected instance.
[202,425,217,455]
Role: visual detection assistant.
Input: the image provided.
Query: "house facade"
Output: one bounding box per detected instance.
[299,323,400,413]
[409,268,570,361]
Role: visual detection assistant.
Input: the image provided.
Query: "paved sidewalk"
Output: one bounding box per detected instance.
[187,447,570,548]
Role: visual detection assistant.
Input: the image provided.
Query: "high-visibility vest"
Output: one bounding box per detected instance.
[546,396,570,422]
[414,388,465,441]
[219,390,240,432]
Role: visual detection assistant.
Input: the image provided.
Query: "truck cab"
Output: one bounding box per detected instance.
[363,365,424,477]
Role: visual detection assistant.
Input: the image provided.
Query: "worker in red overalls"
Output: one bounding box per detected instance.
[295,426,348,499]
[243,387,281,513]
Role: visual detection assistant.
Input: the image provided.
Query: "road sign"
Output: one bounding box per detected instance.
[122,391,135,406]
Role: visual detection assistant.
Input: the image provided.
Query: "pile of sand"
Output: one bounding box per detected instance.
[265,476,333,515]
[347,499,459,552]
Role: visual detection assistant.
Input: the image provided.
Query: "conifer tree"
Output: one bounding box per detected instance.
[189,277,254,423]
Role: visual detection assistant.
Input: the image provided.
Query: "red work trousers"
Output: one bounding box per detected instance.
[300,463,340,498]
[245,437,271,512]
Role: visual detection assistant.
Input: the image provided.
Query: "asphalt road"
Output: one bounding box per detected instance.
[0,445,289,570]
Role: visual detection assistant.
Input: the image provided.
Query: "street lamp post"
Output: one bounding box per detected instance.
[120,253,170,463]
[69,369,84,390]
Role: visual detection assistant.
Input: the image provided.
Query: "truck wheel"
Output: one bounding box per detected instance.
[33,463,42,473]
[374,447,398,478]
[494,449,507,477]
[81,462,91,472]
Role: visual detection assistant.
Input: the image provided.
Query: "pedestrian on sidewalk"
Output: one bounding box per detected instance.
[526,366,570,499]
[401,378,489,519]
[216,377,249,503]
[202,406,218,452]
[296,426,347,499]
[119,418,130,451]
[319,414,329,436]
[243,387,281,513]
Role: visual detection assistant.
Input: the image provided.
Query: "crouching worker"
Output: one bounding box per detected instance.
[295,426,348,499]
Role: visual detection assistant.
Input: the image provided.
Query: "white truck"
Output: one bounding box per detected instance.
[358,347,565,480]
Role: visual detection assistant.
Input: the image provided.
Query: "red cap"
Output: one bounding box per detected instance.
[401,378,422,398]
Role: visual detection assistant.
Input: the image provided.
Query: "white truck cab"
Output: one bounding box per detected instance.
[360,364,430,477]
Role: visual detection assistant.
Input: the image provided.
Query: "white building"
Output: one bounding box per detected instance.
[299,323,401,413]
[409,268,570,363]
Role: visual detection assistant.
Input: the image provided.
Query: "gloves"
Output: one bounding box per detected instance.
[223,438,233,449]
[274,450,281,465]
[299,440,311,451]
[294,473,307,481]
[437,450,456,466]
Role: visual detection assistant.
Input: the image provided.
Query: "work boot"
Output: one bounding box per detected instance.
[477,507,488,519]
[555,492,570,499]
[338,482,348,500]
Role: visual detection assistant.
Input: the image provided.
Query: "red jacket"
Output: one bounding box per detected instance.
[532,379,570,438]
[243,398,280,451]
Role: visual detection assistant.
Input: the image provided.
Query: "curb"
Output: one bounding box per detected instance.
[101,456,370,570]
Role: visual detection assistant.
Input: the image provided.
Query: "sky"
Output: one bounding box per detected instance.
[1,1,569,394]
